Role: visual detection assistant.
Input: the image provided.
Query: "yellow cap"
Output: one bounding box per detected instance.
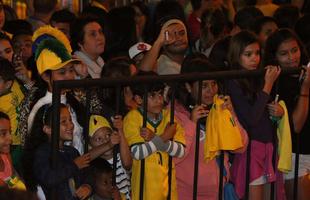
[36,48,79,75]
[89,115,112,137]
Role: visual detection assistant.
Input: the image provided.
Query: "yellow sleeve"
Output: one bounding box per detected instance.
[123,110,144,146]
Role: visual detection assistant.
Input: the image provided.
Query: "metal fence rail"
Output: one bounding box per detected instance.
[51,67,302,200]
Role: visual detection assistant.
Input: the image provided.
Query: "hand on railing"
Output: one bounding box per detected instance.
[140,127,155,141]
[160,124,176,142]
[190,105,209,123]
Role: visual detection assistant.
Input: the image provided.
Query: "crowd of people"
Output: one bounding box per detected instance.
[0,0,310,199]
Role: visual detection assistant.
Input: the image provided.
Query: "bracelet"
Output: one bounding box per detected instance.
[299,94,309,97]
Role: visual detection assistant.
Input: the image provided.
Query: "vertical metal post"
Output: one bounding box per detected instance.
[167,84,175,200]
[84,89,91,153]
[139,86,148,200]
[193,81,202,200]
[112,86,121,186]
[51,82,61,200]
[293,134,300,200]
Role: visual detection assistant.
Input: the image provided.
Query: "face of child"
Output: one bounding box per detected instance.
[59,107,74,142]
[90,127,112,148]
[0,118,12,154]
[258,21,278,45]
[0,76,10,96]
[191,80,218,105]
[95,172,113,199]
[0,39,13,62]
[45,63,76,92]
[147,90,164,119]
[240,42,260,70]
[80,22,105,59]
[276,39,301,68]
[51,22,71,40]
[13,34,33,63]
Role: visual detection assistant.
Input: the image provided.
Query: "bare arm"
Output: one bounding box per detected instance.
[88,143,114,161]
[139,26,172,72]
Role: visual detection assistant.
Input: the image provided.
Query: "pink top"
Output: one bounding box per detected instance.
[0,154,13,181]
[173,102,230,200]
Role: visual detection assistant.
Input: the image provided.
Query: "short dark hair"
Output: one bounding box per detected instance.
[33,0,57,13]
[91,158,113,177]
[50,9,76,24]
[0,111,9,121]
[70,17,101,52]
[130,71,165,97]
[0,58,15,81]
[234,6,263,30]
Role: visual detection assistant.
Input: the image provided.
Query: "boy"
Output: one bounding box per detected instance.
[0,59,24,172]
[123,73,185,200]
[89,158,121,200]
[0,111,26,190]
[89,115,131,200]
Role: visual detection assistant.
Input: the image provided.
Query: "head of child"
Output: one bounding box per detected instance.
[89,115,113,158]
[39,104,74,147]
[12,30,33,64]
[101,57,138,112]
[0,58,15,96]
[181,53,219,106]
[0,111,12,154]
[90,158,113,199]
[131,71,165,119]
[252,16,278,47]
[0,32,13,62]
[229,31,261,72]
[33,26,80,93]
[264,28,308,68]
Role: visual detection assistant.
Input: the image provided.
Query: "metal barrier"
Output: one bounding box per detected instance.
[51,67,302,200]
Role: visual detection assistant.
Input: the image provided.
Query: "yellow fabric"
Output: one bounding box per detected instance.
[32,25,72,53]
[6,175,26,190]
[36,48,79,75]
[204,95,243,161]
[0,81,24,145]
[123,109,185,200]
[89,115,111,137]
[277,100,292,173]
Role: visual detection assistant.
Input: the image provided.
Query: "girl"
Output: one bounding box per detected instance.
[23,104,91,200]
[0,111,25,190]
[226,30,283,200]
[264,28,310,200]
[171,53,248,200]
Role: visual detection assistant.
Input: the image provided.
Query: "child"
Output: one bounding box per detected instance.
[226,30,283,200]
[123,72,186,200]
[0,58,25,172]
[89,158,121,200]
[172,54,248,200]
[89,114,131,200]
[264,28,310,200]
[23,104,91,200]
[0,111,26,190]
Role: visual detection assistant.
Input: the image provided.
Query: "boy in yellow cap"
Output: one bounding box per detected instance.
[89,115,131,200]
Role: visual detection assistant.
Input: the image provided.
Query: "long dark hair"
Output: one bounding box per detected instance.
[22,104,66,192]
[228,30,263,103]
[264,28,309,67]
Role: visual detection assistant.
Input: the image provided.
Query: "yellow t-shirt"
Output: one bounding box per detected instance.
[124,109,185,200]
[0,81,24,145]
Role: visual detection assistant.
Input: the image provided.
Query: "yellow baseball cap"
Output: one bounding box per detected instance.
[89,115,112,137]
[35,38,80,75]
